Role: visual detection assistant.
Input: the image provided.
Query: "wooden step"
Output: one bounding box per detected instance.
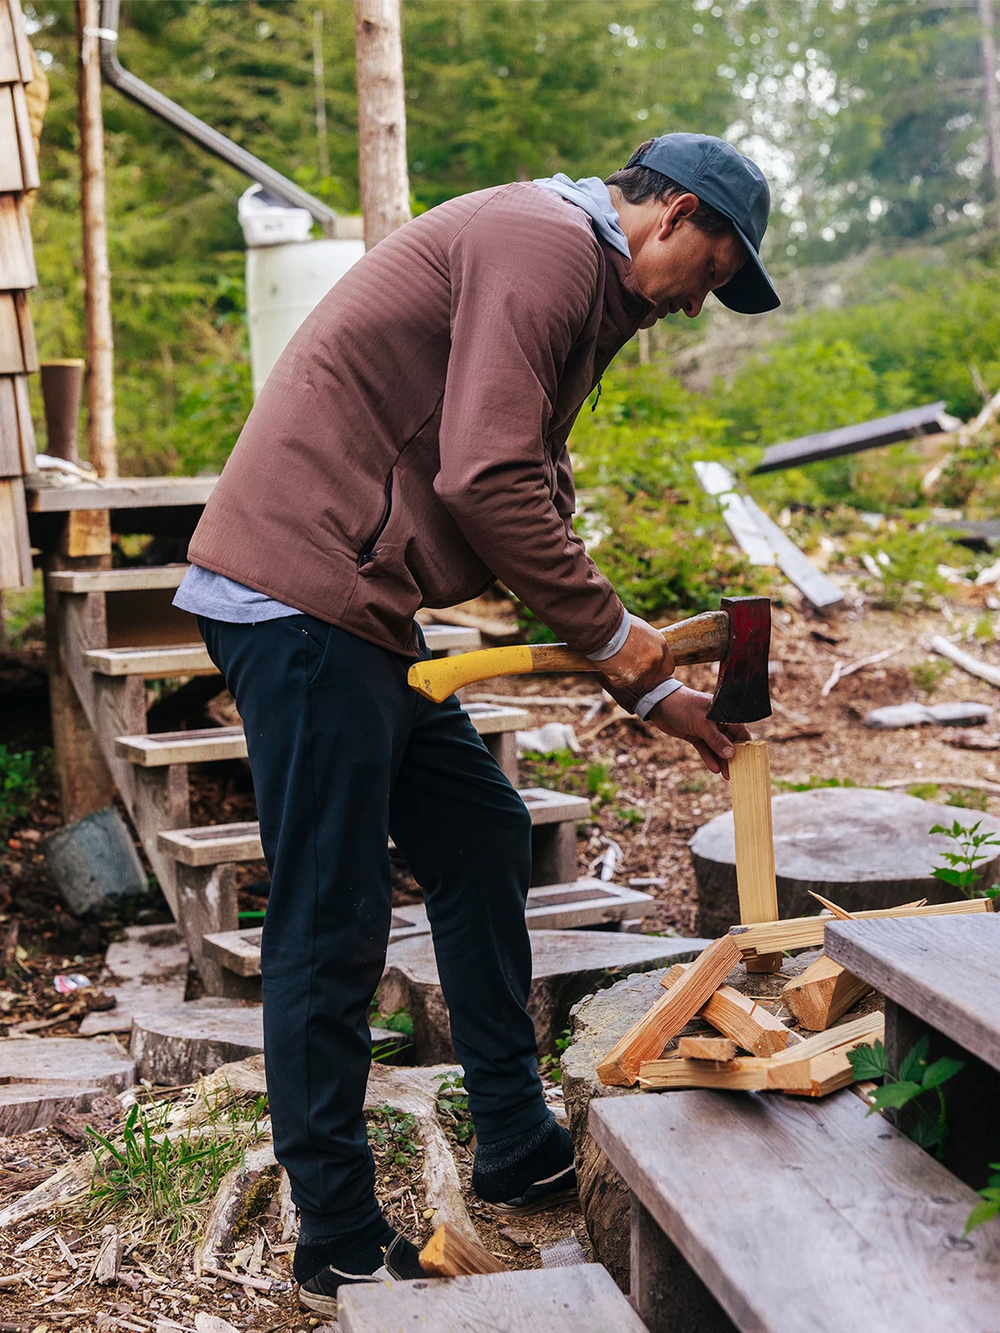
[47,564,190,594]
[115,704,532,768]
[202,878,654,978]
[590,1086,1000,1332]
[84,644,218,677]
[420,623,481,652]
[338,1263,645,1333]
[159,787,591,868]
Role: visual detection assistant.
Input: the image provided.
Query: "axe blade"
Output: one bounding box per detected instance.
[707,595,772,724]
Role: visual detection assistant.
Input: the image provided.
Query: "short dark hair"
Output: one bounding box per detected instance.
[606,140,734,236]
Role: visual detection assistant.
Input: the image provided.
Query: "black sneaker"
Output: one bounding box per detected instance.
[298,1233,427,1315]
[490,1161,578,1216]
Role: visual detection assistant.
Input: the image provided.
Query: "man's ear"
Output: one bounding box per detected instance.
[657,192,700,241]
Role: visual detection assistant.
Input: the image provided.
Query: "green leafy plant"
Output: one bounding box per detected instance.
[910,658,951,694]
[945,789,989,812]
[436,1073,475,1144]
[774,776,859,793]
[537,1028,573,1084]
[84,1091,268,1243]
[966,1164,1000,1236]
[930,818,1000,899]
[368,1105,421,1165]
[0,746,41,835]
[848,1037,964,1161]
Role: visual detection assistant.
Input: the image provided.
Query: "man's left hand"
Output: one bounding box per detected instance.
[646,684,752,779]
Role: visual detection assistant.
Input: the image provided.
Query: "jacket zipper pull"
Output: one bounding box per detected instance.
[591,380,603,412]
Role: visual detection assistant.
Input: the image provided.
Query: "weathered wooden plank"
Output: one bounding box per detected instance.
[338,1263,648,1333]
[11,80,39,191]
[730,896,994,957]
[47,564,191,595]
[420,623,481,652]
[0,292,23,374]
[826,915,1000,1073]
[84,643,218,677]
[590,1088,1000,1332]
[0,85,23,192]
[741,496,845,612]
[24,474,219,513]
[692,462,777,565]
[0,193,36,289]
[754,402,954,474]
[0,375,20,474]
[14,290,36,374]
[0,0,21,81]
[6,0,33,83]
[0,475,32,588]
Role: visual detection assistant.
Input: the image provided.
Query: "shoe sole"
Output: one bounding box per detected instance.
[489,1185,579,1216]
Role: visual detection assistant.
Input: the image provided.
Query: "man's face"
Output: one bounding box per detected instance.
[629,194,748,323]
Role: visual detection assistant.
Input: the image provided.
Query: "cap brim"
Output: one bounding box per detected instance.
[714,223,780,314]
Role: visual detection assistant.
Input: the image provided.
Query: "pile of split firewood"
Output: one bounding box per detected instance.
[596,896,993,1096]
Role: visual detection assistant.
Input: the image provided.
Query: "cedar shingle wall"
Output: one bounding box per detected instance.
[0,0,39,588]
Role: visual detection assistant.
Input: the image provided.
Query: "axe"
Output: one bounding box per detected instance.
[407,594,772,725]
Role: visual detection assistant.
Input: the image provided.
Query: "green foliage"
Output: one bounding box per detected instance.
[538,1028,572,1084]
[436,1073,475,1145]
[910,659,951,695]
[376,1007,414,1039]
[908,784,942,803]
[522,750,618,810]
[945,789,989,813]
[0,572,45,648]
[849,1036,964,1162]
[774,776,859,793]
[84,1091,268,1243]
[368,1104,421,1164]
[930,819,1000,900]
[0,747,41,835]
[966,1164,1000,1237]
[852,527,972,612]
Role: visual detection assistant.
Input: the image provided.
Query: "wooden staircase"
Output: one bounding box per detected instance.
[48,564,638,994]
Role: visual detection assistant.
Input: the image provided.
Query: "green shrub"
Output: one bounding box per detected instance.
[851,526,972,611]
[0,747,40,834]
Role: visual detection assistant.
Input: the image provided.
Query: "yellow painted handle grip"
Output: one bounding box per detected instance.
[408,645,536,702]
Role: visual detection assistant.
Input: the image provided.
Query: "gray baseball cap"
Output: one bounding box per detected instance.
[636,133,780,314]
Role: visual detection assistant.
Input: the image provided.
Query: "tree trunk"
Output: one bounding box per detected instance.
[353,0,411,249]
[76,0,117,478]
[979,0,1000,201]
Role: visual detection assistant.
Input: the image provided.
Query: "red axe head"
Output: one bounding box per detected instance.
[706,595,772,724]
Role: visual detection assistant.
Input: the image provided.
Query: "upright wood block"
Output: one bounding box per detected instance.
[729,739,781,971]
[63,508,112,558]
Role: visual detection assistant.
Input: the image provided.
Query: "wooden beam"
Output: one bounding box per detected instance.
[729,740,781,972]
[596,934,742,1087]
[782,955,872,1031]
[730,897,994,959]
[661,964,790,1056]
[677,1035,737,1062]
[419,1223,506,1278]
[753,402,955,474]
[638,1056,771,1091]
[76,0,117,477]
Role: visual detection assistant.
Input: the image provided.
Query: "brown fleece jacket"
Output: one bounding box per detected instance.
[188,182,653,658]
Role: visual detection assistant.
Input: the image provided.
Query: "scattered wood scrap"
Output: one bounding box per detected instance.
[419,1222,507,1277]
[596,934,742,1087]
[930,635,1000,690]
[730,897,994,962]
[782,955,872,1032]
[677,1035,737,1062]
[638,1057,771,1091]
[661,964,790,1057]
[753,402,957,473]
[820,645,901,697]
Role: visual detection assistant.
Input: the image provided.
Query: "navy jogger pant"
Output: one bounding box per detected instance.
[198,613,547,1233]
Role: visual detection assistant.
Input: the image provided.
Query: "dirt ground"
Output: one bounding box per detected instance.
[1,581,998,1328]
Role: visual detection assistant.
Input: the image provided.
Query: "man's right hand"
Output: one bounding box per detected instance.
[598,615,675,693]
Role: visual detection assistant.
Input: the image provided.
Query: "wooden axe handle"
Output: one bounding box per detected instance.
[408,610,730,703]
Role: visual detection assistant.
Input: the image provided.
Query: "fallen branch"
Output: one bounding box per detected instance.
[821,645,902,697]
[930,635,1000,690]
[202,1265,274,1293]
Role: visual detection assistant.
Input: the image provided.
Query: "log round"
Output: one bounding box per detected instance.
[130,1000,263,1085]
[690,788,1000,937]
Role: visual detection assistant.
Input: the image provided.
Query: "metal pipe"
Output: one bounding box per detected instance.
[95,0,338,231]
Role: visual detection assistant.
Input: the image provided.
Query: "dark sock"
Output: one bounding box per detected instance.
[471,1113,573,1203]
[293,1212,395,1285]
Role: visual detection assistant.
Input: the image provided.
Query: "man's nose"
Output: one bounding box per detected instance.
[683,292,705,318]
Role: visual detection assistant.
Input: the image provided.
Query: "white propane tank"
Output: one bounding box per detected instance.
[239,185,366,396]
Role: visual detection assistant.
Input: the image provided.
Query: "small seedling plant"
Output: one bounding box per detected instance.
[929,818,1000,899]
[848,1036,964,1161]
[436,1073,475,1145]
[966,1164,1000,1236]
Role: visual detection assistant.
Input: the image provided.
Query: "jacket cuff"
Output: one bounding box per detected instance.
[635,677,683,721]
[585,610,631,662]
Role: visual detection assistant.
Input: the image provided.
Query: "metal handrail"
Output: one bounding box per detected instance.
[95,0,338,232]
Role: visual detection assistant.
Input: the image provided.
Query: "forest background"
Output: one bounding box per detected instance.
[17,0,1000,625]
